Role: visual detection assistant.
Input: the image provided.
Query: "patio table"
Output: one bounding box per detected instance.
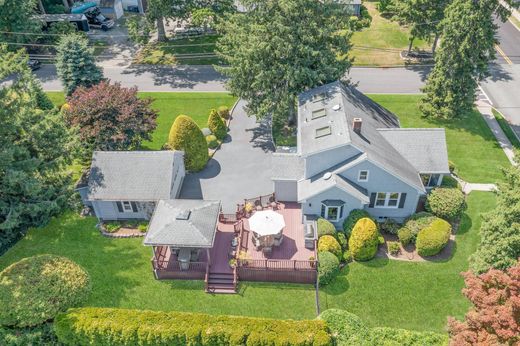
[249,210,285,248]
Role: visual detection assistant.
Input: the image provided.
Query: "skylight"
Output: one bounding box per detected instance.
[311,108,327,120]
[315,126,332,138]
[176,210,191,220]
[312,93,326,103]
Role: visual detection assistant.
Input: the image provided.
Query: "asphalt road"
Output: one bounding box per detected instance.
[34,64,430,94]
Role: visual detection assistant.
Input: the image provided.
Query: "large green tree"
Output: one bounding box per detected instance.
[0,46,74,254]
[215,0,352,126]
[55,33,103,96]
[0,0,41,44]
[420,0,518,119]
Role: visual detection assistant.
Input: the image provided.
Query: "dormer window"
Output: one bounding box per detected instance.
[315,126,331,138]
[358,170,369,182]
[311,108,327,120]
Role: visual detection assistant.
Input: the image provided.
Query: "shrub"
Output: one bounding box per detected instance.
[397,227,413,246]
[426,188,466,220]
[0,255,90,327]
[317,251,340,286]
[54,307,331,346]
[403,212,436,240]
[342,209,373,237]
[369,327,448,346]
[378,236,385,245]
[207,109,227,140]
[318,309,371,345]
[104,222,121,233]
[380,218,400,235]
[448,160,456,174]
[336,232,347,250]
[137,222,148,232]
[416,219,452,257]
[440,175,459,189]
[206,134,219,149]
[317,218,336,238]
[318,235,342,259]
[387,241,401,256]
[168,115,209,172]
[348,218,379,261]
[0,323,59,346]
[218,105,231,119]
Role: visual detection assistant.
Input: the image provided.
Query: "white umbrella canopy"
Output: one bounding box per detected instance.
[248,210,285,236]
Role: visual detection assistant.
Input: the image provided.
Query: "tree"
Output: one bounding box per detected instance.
[448,263,520,345]
[56,33,103,96]
[0,0,41,44]
[64,81,158,157]
[191,8,215,31]
[216,0,352,127]
[207,109,227,139]
[168,115,208,171]
[469,164,520,274]
[146,0,194,42]
[0,46,73,254]
[420,0,518,119]
[391,0,449,54]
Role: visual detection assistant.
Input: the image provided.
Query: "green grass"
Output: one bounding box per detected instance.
[46,92,237,150]
[135,35,220,65]
[0,212,316,320]
[369,94,511,183]
[492,109,520,149]
[351,2,429,66]
[320,191,496,333]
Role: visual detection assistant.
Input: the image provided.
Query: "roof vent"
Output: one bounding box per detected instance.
[176,210,191,220]
[332,104,341,111]
[323,172,332,180]
[353,118,362,134]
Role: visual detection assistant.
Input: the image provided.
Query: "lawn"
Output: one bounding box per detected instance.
[492,108,520,149]
[320,191,496,333]
[0,212,316,320]
[135,35,220,65]
[350,1,429,66]
[46,92,238,150]
[369,94,511,183]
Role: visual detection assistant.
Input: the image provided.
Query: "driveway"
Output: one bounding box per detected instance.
[179,100,274,213]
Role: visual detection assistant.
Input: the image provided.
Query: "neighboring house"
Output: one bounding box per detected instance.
[94,0,124,19]
[338,0,362,16]
[77,151,185,221]
[272,81,450,227]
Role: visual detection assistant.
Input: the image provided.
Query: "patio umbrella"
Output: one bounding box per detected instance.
[248,210,285,236]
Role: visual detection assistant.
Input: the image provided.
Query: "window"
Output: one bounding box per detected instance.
[374,192,401,208]
[320,200,345,222]
[122,201,133,212]
[421,174,441,187]
[116,201,138,213]
[358,170,369,182]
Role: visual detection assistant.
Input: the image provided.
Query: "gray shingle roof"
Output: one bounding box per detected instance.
[271,153,304,180]
[87,151,183,201]
[144,199,221,247]
[378,129,450,174]
[298,172,369,203]
[297,81,427,192]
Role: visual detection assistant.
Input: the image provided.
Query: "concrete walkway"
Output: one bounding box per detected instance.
[476,99,517,166]
[454,176,497,194]
[179,100,275,213]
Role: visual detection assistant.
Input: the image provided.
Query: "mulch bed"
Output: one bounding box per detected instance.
[99,225,146,238]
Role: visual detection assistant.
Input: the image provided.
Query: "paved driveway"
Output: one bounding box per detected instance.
[179,100,274,213]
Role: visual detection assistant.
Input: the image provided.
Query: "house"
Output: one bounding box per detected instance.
[94,0,124,19]
[77,151,185,221]
[338,0,362,16]
[272,81,450,228]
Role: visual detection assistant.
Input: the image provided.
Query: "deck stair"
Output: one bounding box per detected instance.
[206,272,236,294]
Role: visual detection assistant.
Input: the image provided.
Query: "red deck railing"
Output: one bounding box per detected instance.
[152,258,207,272]
[237,259,317,271]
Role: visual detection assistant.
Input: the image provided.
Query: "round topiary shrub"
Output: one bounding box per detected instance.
[206,135,219,149]
[426,187,466,220]
[397,227,413,246]
[218,105,230,120]
[318,309,370,345]
[416,219,452,256]
[317,218,336,238]
[317,251,340,286]
[318,235,342,259]
[207,109,227,140]
[342,209,373,237]
[0,255,90,327]
[348,217,379,261]
[168,115,209,172]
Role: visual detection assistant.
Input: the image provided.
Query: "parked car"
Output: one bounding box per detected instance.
[27,59,41,71]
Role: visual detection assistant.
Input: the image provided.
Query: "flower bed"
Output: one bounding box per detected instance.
[99,221,148,238]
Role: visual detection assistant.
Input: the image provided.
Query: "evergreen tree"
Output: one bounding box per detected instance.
[420,0,517,119]
[216,0,352,126]
[168,115,208,172]
[0,0,41,44]
[56,33,103,96]
[0,46,74,253]
[207,109,227,140]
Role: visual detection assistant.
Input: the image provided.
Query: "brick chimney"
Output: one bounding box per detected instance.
[353,118,362,134]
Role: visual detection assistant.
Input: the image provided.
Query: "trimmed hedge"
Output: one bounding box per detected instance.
[342,209,372,237]
[319,309,448,346]
[318,251,340,286]
[218,105,230,120]
[54,307,331,346]
[317,218,336,238]
[318,235,342,259]
[426,187,466,220]
[0,255,90,327]
[168,115,209,172]
[416,219,452,257]
[207,109,227,140]
[348,218,379,261]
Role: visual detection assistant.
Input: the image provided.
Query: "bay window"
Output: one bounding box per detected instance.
[320,200,345,222]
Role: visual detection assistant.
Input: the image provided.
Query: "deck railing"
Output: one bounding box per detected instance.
[237,259,317,271]
[152,259,207,272]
